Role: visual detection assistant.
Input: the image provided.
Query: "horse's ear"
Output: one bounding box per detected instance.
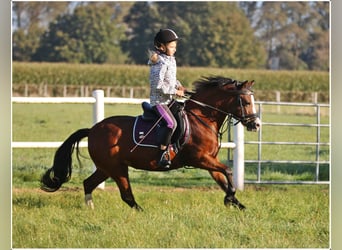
[243,80,255,89]
[249,80,255,88]
[230,79,237,87]
[237,80,248,89]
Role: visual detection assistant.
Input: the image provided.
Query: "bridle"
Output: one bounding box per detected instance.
[234,90,259,125]
[183,89,258,151]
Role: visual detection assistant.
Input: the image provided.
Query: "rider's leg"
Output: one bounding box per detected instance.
[155,104,177,168]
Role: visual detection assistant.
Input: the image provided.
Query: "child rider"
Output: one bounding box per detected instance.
[148,28,185,168]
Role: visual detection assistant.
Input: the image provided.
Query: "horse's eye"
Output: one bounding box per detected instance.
[241,100,250,106]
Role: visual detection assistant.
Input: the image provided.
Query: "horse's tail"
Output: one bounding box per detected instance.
[40,128,90,192]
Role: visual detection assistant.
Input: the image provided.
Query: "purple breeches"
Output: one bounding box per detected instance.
[155,104,177,132]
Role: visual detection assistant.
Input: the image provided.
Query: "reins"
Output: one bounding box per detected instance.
[186,97,231,116]
[183,89,257,126]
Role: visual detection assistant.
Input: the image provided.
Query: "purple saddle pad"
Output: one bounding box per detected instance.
[132,116,159,148]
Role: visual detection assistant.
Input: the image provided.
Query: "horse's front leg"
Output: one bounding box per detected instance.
[186,151,246,209]
[209,168,246,210]
[223,170,246,210]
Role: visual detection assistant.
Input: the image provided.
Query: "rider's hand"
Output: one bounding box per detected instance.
[176,89,185,97]
[177,85,186,91]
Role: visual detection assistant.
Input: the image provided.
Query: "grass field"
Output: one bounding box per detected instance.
[12,184,329,248]
[12,102,330,248]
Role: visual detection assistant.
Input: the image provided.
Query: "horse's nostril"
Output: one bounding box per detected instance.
[255,118,261,128]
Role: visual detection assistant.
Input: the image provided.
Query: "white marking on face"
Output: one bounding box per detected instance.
[250,95,256,114]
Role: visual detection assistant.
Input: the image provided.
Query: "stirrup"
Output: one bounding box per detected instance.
[158,150,171,168]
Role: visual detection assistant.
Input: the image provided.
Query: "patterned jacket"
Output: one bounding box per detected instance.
[148,52,181,105]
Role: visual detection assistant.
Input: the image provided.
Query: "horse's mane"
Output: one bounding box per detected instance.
[192,76,238,93]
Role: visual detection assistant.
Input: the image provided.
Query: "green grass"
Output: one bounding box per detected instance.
[12,184,329,248]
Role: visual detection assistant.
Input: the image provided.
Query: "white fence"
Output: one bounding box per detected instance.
[12,90,244,190]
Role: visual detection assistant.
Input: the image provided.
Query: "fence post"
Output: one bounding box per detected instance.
[92,90,105,189]
[276,91,281,113]
[233,122,244,191]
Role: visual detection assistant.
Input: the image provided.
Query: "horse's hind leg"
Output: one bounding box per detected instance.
[83,168,108,209]
[209,170,246,210]
[109,163,143,211]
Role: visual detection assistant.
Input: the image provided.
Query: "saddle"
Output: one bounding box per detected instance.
[132,101,190,153]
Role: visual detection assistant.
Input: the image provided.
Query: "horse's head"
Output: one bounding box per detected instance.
[190,76,261,132]
[230,80,261,132]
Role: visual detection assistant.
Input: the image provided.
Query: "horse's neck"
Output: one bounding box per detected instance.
[185,99,227,133]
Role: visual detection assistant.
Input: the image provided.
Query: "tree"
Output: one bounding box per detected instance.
[300,1,329,71]
[33,3,127,63]
[251,2,288,69]
[122,2,266,68]
[12,2,69,61]
[12,25,44,61]
[121,2,161,64]
[243,1,329,71]
[203,2,266,68]
[278,2,314,70]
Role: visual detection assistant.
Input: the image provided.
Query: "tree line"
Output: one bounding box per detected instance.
[12,1,329,71]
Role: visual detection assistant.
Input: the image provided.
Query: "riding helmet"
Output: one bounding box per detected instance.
[154,29,179,47]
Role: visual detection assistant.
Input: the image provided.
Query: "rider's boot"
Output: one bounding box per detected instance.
[157,127,173,168]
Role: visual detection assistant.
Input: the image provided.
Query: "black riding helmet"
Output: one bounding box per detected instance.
[154,29,179,48]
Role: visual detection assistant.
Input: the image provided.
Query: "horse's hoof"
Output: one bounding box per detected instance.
[86,200,95,210]
[224,195,246,210]
[133,204,144,211]
[85,194,94,209]
[238,203,246,210]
